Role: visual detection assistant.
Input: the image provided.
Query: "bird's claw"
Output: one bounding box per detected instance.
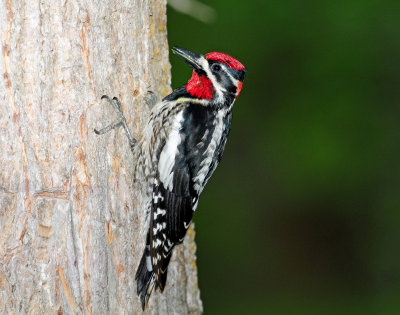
[95,95,137,152]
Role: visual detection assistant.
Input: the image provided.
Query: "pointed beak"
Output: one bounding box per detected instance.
[172,46,203,71]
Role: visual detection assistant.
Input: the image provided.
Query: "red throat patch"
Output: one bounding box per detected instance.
[236,81,243,97]
[185,71,214,100]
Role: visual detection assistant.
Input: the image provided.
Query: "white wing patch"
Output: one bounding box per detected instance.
[158,111,184,190]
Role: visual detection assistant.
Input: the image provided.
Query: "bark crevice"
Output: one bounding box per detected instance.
[0,1,202,314]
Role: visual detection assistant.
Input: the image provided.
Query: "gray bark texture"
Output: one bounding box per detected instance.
[0,0,203,314]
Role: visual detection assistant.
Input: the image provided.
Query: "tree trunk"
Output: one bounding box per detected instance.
[0,0,202,314]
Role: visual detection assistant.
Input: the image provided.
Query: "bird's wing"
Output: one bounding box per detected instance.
[149,103,215,289]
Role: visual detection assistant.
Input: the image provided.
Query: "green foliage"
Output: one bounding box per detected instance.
[168,1,400,313]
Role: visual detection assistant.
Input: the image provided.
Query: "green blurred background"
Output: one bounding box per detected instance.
[167,1,400,314]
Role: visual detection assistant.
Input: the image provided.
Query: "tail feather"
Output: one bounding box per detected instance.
[135,235,156,310]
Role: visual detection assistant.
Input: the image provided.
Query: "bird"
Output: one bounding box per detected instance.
[95,46,246,309]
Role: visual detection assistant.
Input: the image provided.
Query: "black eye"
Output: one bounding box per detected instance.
[211,64,221,72]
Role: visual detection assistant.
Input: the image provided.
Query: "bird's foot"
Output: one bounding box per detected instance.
[94,95,137,152]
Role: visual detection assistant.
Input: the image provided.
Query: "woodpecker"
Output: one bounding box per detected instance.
[95,47,246,309]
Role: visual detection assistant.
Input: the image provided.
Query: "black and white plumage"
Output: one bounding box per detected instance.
[96,47,246,309]
[134,47,246,309]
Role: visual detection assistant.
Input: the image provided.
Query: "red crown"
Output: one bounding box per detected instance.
[205,52,245,71]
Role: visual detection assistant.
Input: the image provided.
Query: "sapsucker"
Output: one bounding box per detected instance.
[95,47,246,309]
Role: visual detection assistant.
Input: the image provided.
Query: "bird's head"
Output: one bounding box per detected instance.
[172,46,246,102]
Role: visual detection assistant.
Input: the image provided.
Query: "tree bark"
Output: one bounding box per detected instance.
[0,0,202,314]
